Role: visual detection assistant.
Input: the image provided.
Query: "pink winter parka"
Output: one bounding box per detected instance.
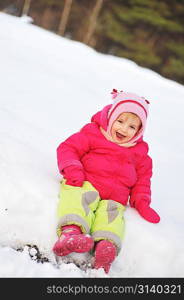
[57,105,152,208]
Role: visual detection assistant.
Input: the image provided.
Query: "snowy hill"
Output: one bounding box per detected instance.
[0,12,184,278]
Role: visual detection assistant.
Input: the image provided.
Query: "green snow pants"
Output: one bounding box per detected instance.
[56,180,126,253]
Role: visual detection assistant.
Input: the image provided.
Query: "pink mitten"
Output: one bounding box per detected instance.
[136,202,160,223]
[63,165,85,187]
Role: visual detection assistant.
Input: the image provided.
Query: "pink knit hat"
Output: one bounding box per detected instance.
[107,89,150,143]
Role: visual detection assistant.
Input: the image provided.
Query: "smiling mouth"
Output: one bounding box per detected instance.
[116,132,126,140]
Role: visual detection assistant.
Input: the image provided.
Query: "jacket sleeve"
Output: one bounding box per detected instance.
[129,154,152,208]
[57,130,90,174]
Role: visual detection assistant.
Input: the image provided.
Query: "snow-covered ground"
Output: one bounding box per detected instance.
[0,12,184,278]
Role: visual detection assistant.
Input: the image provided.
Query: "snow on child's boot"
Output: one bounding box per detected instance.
[94,240,117,273]
[53,225,94,256]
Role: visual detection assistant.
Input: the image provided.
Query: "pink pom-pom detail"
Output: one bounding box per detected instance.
[111,88,118,99]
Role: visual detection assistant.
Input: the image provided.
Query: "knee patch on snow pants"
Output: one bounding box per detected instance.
[91,199,125,253]
[56,180,125,253]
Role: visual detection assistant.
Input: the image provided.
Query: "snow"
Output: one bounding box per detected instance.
[0,12,184,278]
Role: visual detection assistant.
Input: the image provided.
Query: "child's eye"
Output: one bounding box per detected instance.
[118,120,122,123]
[130,126,136,130]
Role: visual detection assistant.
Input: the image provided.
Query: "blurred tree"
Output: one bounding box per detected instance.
[94,0,184,84]
[58,0,73,36]
[83,0,103,46]
[67,0,92,41]
[22,0,31,16]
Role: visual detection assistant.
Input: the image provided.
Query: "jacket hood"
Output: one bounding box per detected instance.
[91,104,112,130]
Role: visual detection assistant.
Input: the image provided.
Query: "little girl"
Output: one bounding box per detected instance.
[53,90,160,273]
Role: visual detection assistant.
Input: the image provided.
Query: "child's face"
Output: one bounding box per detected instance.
[111,112,141,144]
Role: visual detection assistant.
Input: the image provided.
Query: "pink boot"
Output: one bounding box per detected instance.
[53,225,94,256]
[94,240,117,273]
